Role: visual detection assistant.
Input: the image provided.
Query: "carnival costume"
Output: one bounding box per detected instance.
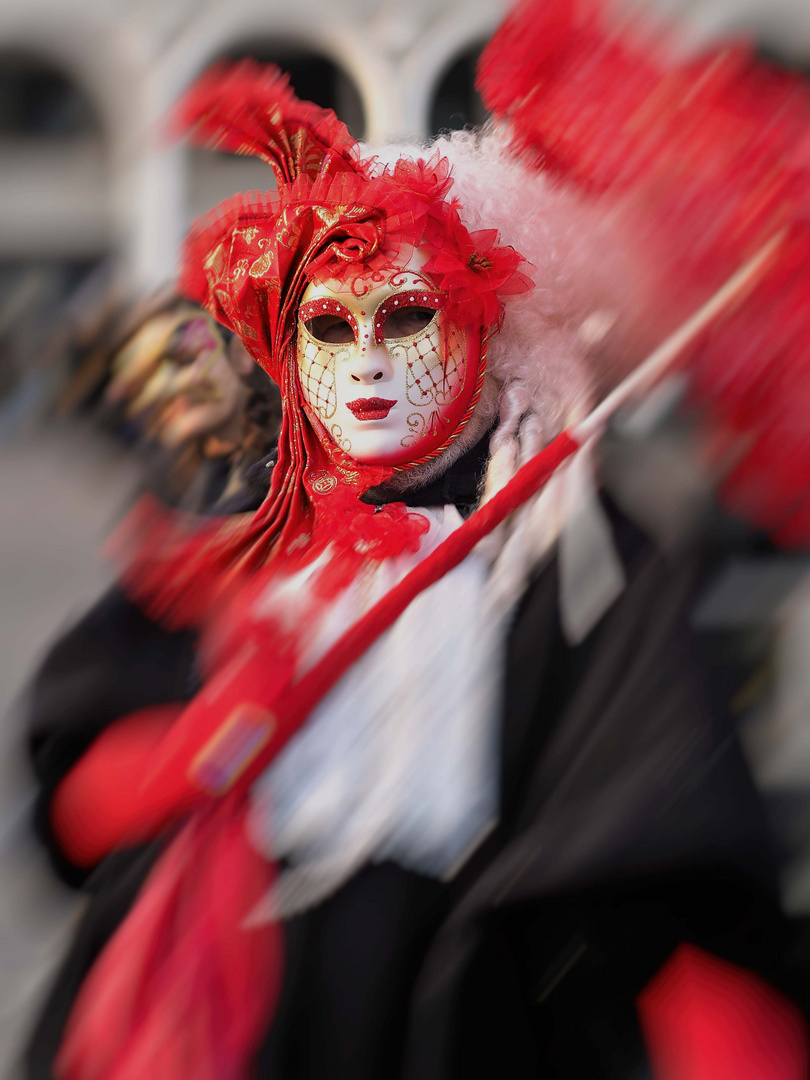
[25,2,810,1077]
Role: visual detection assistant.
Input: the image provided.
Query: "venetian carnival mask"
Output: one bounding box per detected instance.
[113,312,247,450]
[172,61,532,480]
[297,253,476,467]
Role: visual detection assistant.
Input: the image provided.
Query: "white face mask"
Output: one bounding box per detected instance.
[296,256,471,467]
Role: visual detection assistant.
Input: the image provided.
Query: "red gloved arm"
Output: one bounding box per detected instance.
[50,704,196,867]
[638,944,808,1080]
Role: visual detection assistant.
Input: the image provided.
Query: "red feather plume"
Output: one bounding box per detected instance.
[478,0,810,545]
[167,59,360,186]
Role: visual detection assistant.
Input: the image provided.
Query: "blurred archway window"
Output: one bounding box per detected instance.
[754,44,810,74]
[0,53,108,261]
[429,43,487,137]
[187,42,365,223]
[217,44,365,140]
[0,53,98,136]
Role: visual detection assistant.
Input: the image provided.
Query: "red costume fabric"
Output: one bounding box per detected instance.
[57,796,281,1080]
[55,61,535,1080]
[639,945,807,1080]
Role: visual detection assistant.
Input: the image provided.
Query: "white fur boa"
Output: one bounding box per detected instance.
[247,506,504,917]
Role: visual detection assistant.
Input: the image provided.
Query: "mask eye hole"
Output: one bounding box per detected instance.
[381,307,436,340]
[305,315,356,345]
[168,318,219,365]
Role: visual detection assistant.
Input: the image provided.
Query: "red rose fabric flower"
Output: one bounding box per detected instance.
[422,217,534,329]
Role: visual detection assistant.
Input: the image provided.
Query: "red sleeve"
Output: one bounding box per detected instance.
[51,704,192,867]
[638,943,808,1080]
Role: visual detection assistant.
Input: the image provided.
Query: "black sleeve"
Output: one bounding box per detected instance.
[406,501,790,1080]
[24,842,164,1080]
[26,586,198,885]
[501,512,792,1073]
[502,495,777,887]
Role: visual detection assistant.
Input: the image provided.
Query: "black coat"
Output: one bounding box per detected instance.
[23,457,798,1080]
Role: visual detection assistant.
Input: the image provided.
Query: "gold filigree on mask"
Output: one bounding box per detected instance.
[213,287,236,324]
[296,323,347,421]
[400,408,446,448]
[308,470,338,495]
[235,319,259,341]
[334,462,361,484]
[315,207,342,229]
[230,258,251,282]
[204,244,227,280]
[277,208,305,250]
[329,423,352,453]
[391,316,465,410]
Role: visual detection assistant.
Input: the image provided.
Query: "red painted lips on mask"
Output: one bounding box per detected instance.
[346,397,397,421]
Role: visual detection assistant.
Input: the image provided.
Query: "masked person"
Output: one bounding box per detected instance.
[25,64,802,1080]
[103,300,281,511]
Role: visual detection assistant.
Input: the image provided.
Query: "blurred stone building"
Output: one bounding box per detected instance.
[0,0,499,295]
[0,0,808,414]
[0,0,510,422]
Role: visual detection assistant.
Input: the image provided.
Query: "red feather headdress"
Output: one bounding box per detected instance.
[478,0,810,544]
[117,60,532,626]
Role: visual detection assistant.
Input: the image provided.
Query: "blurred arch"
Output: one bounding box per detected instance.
[429,40,488,137]
[155,7,399,142]
[0,12,150,291]
[0,9,143,141]
[209,39,365,138]
[136,5,401,288]
[0,48,100,136]
[0,47,112,261]
[399,4,498,139]
[186,39,367,224]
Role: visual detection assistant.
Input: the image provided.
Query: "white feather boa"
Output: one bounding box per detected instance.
[247,506,504,917]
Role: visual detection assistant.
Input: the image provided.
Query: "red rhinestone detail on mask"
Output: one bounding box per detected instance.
[299,297,358,340]
[372,291,444,344]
